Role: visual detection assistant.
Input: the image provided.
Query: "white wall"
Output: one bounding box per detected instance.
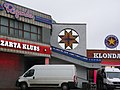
[51,23,86,56]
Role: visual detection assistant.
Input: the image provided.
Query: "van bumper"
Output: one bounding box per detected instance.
[106,84,120,89]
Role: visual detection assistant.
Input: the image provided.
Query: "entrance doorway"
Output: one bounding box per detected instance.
[24,57,45,71]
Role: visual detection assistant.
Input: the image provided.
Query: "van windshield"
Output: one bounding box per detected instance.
[106,72,120,79]
[24,69,35,77]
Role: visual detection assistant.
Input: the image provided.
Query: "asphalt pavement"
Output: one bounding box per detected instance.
[0,88,82,90]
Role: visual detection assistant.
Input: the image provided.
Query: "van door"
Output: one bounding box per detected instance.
[24,69,36,86]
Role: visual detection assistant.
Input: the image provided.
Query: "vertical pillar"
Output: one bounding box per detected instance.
[94,70,97,84]
[45,58,49,65]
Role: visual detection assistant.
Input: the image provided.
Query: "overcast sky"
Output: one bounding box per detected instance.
[7,0,120,50]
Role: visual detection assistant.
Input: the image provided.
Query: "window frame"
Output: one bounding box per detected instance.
[0,17,43,42]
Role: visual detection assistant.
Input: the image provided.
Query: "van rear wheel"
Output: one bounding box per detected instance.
[61,83,69,90]
[20,83,28,90]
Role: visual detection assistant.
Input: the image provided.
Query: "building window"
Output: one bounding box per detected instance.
[31,25,37,33]
[10,19,14,27]
[38,35,41,42]
[0,17,8,35]
[38,27,41,35]
[1,26,8,35]
[38,27,42,42]
[0,17,45,43]
[31,33,37,41]
[1,17,8,26]
[24,32,30,40]
[24,23,30,32]
[10,28,14,36]
[19,22,23,29]
[15,21,18,28]
[19,30,23,38]
[15,29,19,37]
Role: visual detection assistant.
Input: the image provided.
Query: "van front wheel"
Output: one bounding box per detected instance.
[20,83,28,90]
[61,83,69,90]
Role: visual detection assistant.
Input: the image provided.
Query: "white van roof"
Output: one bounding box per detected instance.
[105,67,120,72]
[30,64,76,69]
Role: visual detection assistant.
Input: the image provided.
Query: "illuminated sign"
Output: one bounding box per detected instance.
[0,38,51,56]
[93,53,120,59]
[0,2,52,25]
[104,35,119,49]
[3,2,34,19]
[0,39,39,51]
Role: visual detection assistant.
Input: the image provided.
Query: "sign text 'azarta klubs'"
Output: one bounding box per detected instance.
[0,38,51,55]
[0,39,39,51]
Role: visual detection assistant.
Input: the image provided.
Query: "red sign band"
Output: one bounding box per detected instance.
[0,38,51,56]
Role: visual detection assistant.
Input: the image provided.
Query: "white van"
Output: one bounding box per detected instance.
[97,66,120,90]
[16,65,78,90]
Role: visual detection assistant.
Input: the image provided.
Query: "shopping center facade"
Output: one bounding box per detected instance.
[0,0,52,88]
[1,0,117,88]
